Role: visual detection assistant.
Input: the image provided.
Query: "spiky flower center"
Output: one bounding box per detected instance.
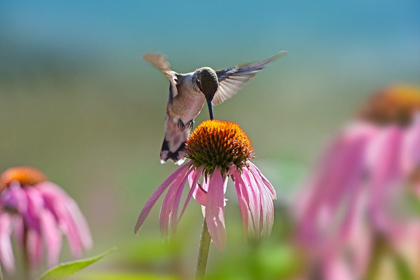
[359,85,420,126]
[186,120,254,175]
[0,167,47,192]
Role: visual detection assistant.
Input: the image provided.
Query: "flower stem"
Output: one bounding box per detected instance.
[23,226,32,280]
[195,218,211,280]
[23,253,32,280]
[0,262,4,280]
[364,234,386,280]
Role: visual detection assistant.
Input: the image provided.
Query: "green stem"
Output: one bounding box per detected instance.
[195,218,211,280]
[0,262,4,280]
[364,234,386,280]
[23,226,32,280]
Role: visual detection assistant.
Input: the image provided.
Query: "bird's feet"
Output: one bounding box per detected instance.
[177,119,194,131]
[186,120,195,130]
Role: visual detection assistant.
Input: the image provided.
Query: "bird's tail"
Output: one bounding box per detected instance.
[160,118,190,165]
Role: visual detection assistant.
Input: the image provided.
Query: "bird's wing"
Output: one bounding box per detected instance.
[143,53,179,99]
[213,51,287,105]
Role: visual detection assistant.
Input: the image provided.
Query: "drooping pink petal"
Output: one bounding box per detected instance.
[248,163,277,200]
[31,183,90,258]
[322,252,354,280]
[247,169,266,236]
[296,135,353,243]
[296,123,373,246]
[179,166,203,221]
[159,166,190,238]
[238,171,259,239]
[347,206,373,279]
[247,167,274,237]
[332,140,370,245]
[233,170,255,239]
[193,180,208,206]
[12,215,24,246]
[42,194,83,257]
[36,183,90,255]
[23,187,44,230]
[39,209,62,267]
[401,113,420,175]
[242,171,261,238]
[189,172,209,206]
[26,228,43,267]
[170,169,193,235]
[367,126,404,232]
[134,164,189,233]
[205,169,226,251]
[22,187,45,267]
[320,128,372,222]
[37,182,93,250]
[0,213,15,273]
[64,199,92,250]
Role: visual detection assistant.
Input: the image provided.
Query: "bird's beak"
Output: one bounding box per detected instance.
[206,99,214,120]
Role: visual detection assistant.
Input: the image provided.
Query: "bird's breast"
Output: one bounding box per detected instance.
[169,89,205,123]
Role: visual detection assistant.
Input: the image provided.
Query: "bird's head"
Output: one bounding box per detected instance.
[194,67,219,101]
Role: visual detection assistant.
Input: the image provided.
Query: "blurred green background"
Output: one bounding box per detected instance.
[1,0,419,279]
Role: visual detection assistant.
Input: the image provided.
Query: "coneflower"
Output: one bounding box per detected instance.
[295,85,420,279]
[0,167,92,277]
[135,120,276,278]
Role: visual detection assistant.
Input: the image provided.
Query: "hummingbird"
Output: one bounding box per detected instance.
[143,51,287,164]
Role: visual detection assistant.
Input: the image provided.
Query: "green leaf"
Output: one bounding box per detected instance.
[393,253,414,280]
[38,247,116,280]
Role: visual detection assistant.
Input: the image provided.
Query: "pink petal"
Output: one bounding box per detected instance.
[134,164,189,233]
[159,167,190,238]
[179,167,203,221]
[12,215,24,246]
[189,172,209,206]
[42,194,83,257]
[237,172,258,239]
[296,124,371,246]
[247,168,274,237]
[367,126,404,231]
[170,169,193,235]
[401,113,420,175]
[59,197,92,250]
[233,170,254,239]
[348,214,372,278]
[0,213,15,273]
[38,183,93,250]
[246,169,266,236]
[26,228,43,267]
[193,180,208,205]
[37,183,92,251]
[248,163,277,200]
[205,169,226,251]
[322,252,354,280]
[242,171,261,238]
[39,209,62,267]
[24,187,44,230]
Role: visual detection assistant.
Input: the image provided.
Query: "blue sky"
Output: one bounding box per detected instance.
[2,0,419,59]
[1,0,419,93]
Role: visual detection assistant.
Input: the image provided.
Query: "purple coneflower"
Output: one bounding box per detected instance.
[0,167,92,274]
[295,85,420,279]
[135,120,276,251]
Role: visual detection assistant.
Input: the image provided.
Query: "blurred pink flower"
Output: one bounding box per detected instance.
[295,85,420,279]
[135,120,276,251]
[0,167,92,274]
